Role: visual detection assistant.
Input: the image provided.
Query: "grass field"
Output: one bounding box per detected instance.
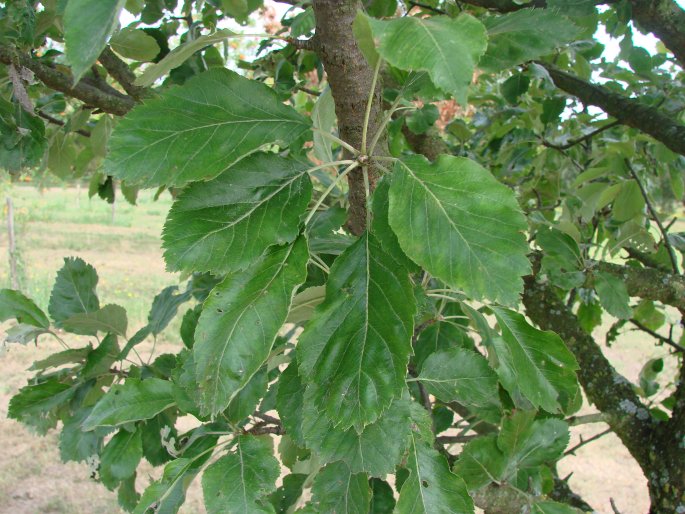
[0,184,678,514]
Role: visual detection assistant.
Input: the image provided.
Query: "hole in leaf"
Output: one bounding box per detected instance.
[421,480,429,488]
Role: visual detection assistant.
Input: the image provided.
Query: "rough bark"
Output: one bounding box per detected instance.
[542,63,685,157]
[0,45,135,116]
[629,0,685,68]
[311,0,387,235]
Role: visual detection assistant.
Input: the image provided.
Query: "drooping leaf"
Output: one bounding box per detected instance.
[297,232,415,431]
[365,14,487,104]
[594,271,632,320]
[82,378,176,430]
[396,433,474,514]
[418,347,501,419]
[612,180,645,222]
[202,435,280,514]
[0,289,49,327]
[301,392,412,477]
[162,153,312,274]
[134,457,201,514]
[369,478,396,514]
[389,155,530,305]
[276,361,306,445]
[61,304,128,337]
[64,0,126,82]
[480,8,580,72]
[30,346,91,371]
[4,323,50,345]
[8,379,75,434]
[224,366,268,424]
[147,286,192,335]
[81,333,120,379]
[59,407,101,463]
[491,308,579,414]
[105,69,311,188]
[268,474,307,513]
[100,427,143,489]
[309,462,371,514]
[193,237,308,417]
[48,257,100,332]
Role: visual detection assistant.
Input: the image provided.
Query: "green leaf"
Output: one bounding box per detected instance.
[417,347,501,418]
[135,29,234,86]
[8,379,75,434]
[59,407,101,463]
[82,333,120,379]
[612,180,645,222]
[0,99,46,172]
[453,435,507,491]
[202,435,280,514]
[118,474,140,513]
[302,392,412,477]
[396,433,474,514]
[30,346,91,371]
[0,289,49,327]
[406,104,440,135]
[501,73,530,104]
[224,366,268,424]
[134,457,198,514]
[61,304,128,337]
[162,153,312,274]
[106,69,311,188]
[309,462,371,514]
[82,378,175,430]
[193,237,308,417]
[594,271,632,320]
[497,411,569,482]
[297,232,415,431]
[366,14,487,104]
[532,500,582,514]
[389,155,530,305]
[492,307,579,414]
[276,362,306,445]
[369,478,396,514]
[4,323,50,345]
[286,286,325,324]
[110,27,160,61]
[311,87,336,165]
[64,0,126,83]
[100,427,143,489]
[480,9,580,72]
[147,286,192,335]
[48,257,100,332]
[268,474,307,513]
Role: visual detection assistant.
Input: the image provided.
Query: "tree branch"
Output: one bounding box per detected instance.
[0,45,135,116]
[541,120,621,151]
[629,0,685,68]
[36,110,91,137]
[98,47,151,101]
[541,63,685,156]
[591,259,685,311]
[628,319,685,352]
[522,272,657,472]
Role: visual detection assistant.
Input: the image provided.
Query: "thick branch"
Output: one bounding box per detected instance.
[630,0,685,68]
[541,63,685,156]
[98,47,151,101]
[0,45,135,116]
[592,260,685,311]
[522,273,656,472]
[311,0,387,235]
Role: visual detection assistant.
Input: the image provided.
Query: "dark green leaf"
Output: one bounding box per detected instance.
[48,257,100,333]
[389,155,530,305]
[106,69,311,188]
[310,462,370,514]
[147,286,192,335]
[8,379,75,434]
[193,237,308,416]
[0,289,49,327]
[369,478,396,514]
[453,435,507,490]
[202,435,279,513]
[162,153,312,274]
[82,378,175,430]
[594,271,632,320]
[100,428,143,489]
[492,307,579,414]
[297,232,415,431]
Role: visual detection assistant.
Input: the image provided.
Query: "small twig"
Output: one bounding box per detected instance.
[625,158,681,275]
[610,498,623,514]
[254,411,280,425]
[566,412,606,426]
[629,319,685,353]
[295,84,320,96]
[436,434,478,444]
[245,424,283,436]
[542,120,620,151]
[36,110,91,137]
[564,428,613,456]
